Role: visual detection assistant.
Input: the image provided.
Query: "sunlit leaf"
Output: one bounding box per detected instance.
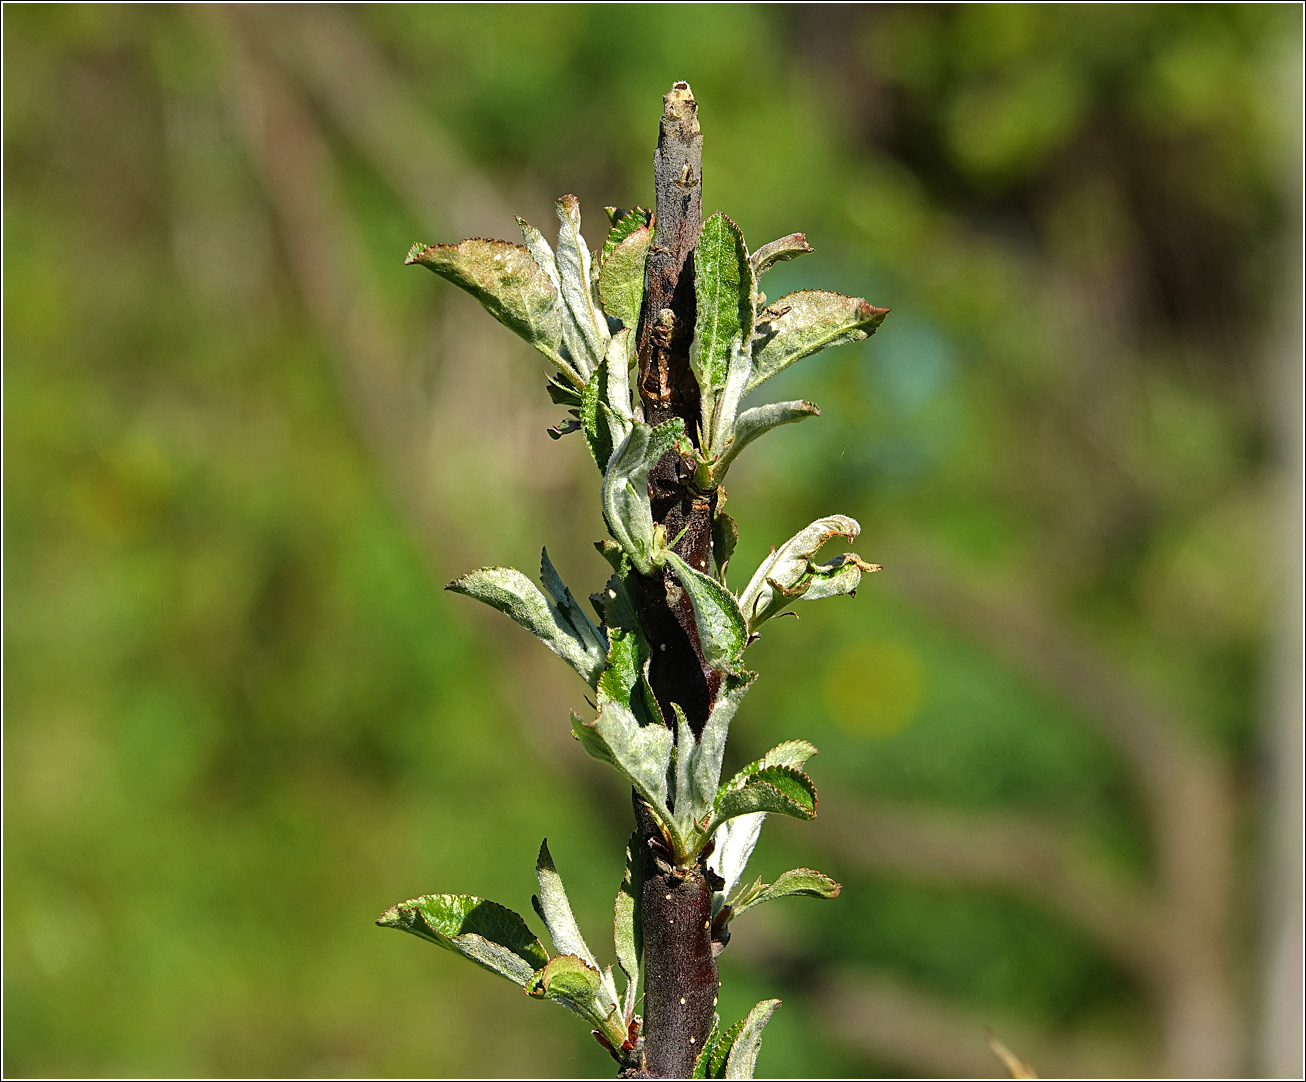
[554,195,610,378]
[748,289,887,393]
[664,551,748,674]
[729,867,841,919]
[571,701,674,825]
[750,232,813,277]
[614,832,642,1018]
[712,399,820,480]
[598,224,652,330]
[376,894,548,986]
[601,419,684,575]
[713,765,817,826]
[737,515,878,632]
[406,238,569,379]
[447,558,608,686]
[724,998,782,1078]
[691,213,755,427]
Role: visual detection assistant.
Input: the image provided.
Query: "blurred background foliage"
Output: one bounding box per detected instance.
[4,4,1300,1078]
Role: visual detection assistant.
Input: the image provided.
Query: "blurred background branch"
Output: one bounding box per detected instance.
[4,4,1299,1078]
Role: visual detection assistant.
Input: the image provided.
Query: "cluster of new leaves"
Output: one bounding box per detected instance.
[387,196,885,1075]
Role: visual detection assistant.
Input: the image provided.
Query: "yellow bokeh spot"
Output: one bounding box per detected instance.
[823,639,925,738]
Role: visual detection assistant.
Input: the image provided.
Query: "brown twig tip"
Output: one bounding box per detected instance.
[662,82,699,133]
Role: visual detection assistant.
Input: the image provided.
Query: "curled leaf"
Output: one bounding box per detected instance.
[738,515,878,632]
[601,419,685,575]
[750,232,813,277]
[554,195,610,378]
[710,399,820,483]
[571,701,674,832]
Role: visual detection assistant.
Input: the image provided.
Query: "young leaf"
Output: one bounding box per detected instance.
[614,833,642,1018]
[691,213,755,423]
[516,215,561,290]
[737,515,869,632]
[405,238,569,379]
[705,335,756,462]
[680,672,756,826]
[707,811,766,908]
[713,765,817,827]
[571,701,674,824]
[723,998,782,1079]
[799,553,880,602]
[664,551,748,674]
[692,1015,723,1079]
[712,400,820,480]
[534,840,600,970]
[601,419,685,575]
[722,739,819,793]
[581,363,614,471]
[554,195,610,378]
[598,224,652,330]
[525,954,627,1048]
[750,232,813,277]
[748,289,888,393]
[447,561,608,687]
[603,327,636,432]
[601,206,652,262]
[729,868,841,919]
[377,894,549,986]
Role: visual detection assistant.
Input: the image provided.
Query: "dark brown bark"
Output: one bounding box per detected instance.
[629,82,721,1079]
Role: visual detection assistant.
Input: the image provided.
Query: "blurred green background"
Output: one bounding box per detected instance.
[4,4,1301,1078]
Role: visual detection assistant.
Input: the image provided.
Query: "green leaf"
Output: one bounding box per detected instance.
[581,363,613,471]
[554,195,610,378]
[664,551,748,675]
[571,701,674,825]
[730,868,841,919]
[737,515,868,632]
[799,553,878,602]
[677,672,756,827]
[447,560,608,686]
[614,832,642,1018]
[693,1015,723,1078]
[725,740,819,789]
[750,232,813,277]
[713,765,817,827]
[405,238,568,380]
[691,213,755,425]
[712,400,820,481]
[748,290,888,394]
[534,840,600,970]
[724,999,782,1079]
[598,224,652,330]
[525,954,627,1047]
[377,894,548,986]
[601,419,685,575]
[601,206,652,262]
